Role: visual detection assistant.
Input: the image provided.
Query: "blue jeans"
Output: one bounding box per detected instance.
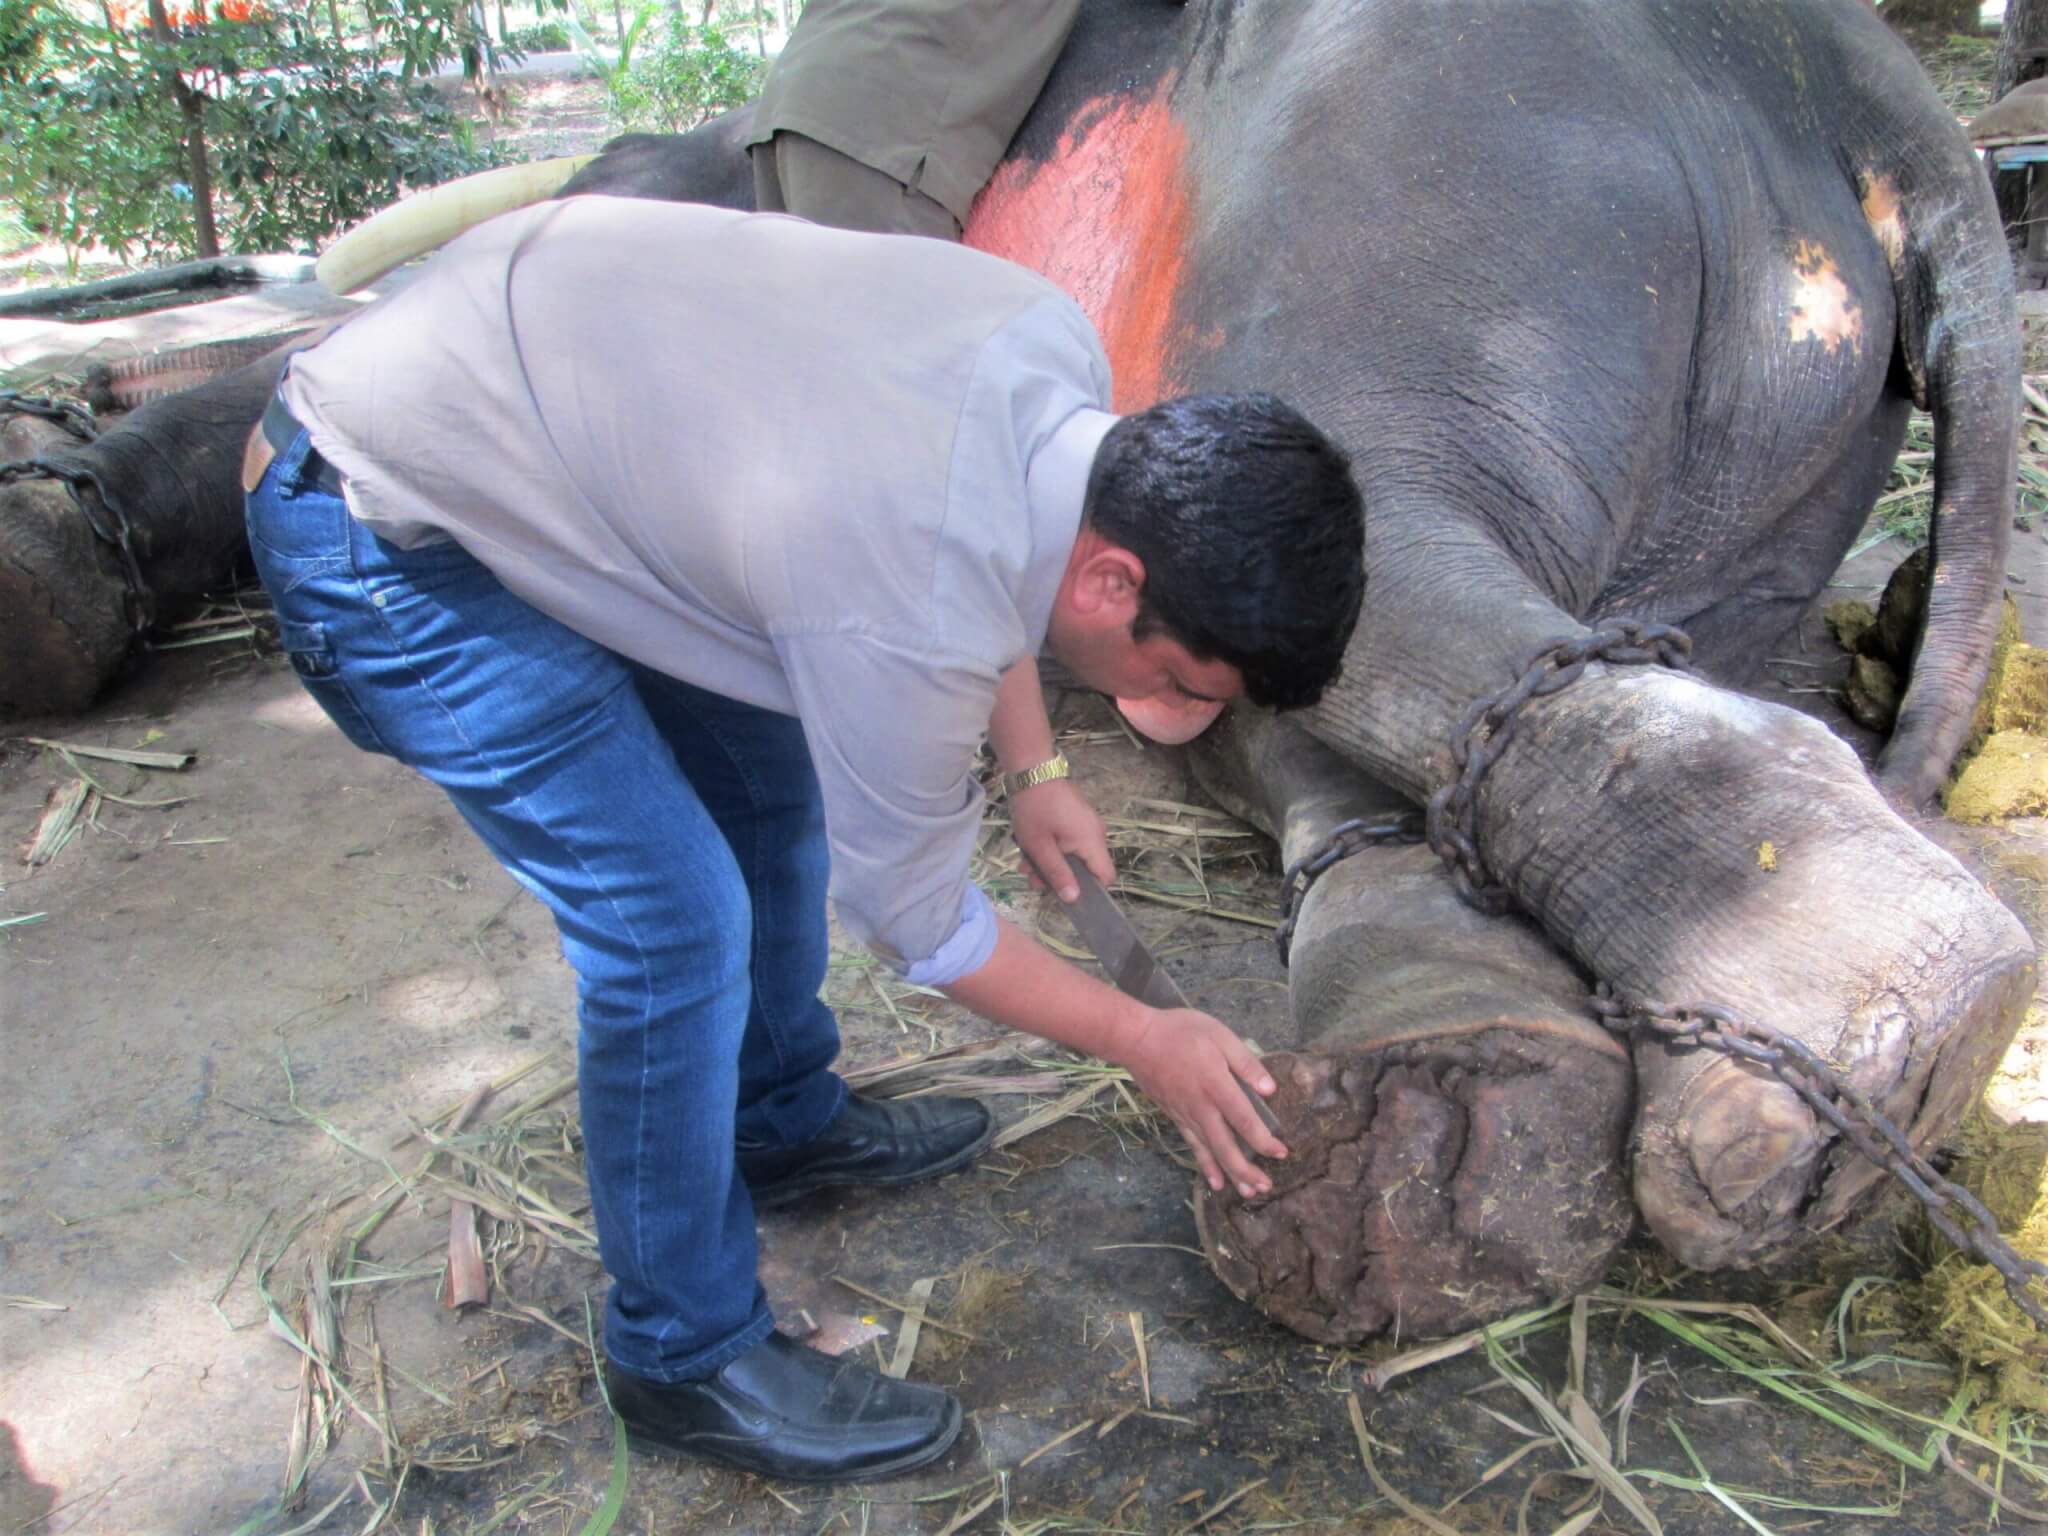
[245,427,847,1381]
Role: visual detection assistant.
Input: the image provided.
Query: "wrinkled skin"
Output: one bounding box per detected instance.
[4,0,2034,1340]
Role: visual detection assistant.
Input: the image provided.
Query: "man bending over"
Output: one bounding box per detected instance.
[243,195,1364,1484]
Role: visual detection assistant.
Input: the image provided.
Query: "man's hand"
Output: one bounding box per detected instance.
[941,916,1287,1199]
[1117,1007,1288,1199]
[1010,777,1113,903]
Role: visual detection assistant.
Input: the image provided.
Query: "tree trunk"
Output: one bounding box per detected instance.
[612,0,624,43]
[327,0,343,41]
[145,0,219,259]
[496,0,507,40]
[1995,0,2048,228]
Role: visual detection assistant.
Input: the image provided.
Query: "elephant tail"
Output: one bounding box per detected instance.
[1863,148,2021,808]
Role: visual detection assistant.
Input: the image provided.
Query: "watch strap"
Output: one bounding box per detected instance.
[1000,752,1071,798]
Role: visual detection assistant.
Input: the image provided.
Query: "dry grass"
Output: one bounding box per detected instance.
[1869,380,2048,556]
[1919,29,2002,124]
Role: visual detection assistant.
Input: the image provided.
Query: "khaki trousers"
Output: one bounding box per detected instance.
[749,131,962,241]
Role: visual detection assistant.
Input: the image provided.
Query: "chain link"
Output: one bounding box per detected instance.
[0,458,156,631]
[0,390,100,442]
[1425,621,1693,911]
[1273,812,1425,964]
[1591,986,2048,1326]
[1271,624,1689,949]
[0,388,153,629]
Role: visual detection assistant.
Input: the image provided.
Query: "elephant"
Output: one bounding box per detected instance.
[1,0,2034,1345]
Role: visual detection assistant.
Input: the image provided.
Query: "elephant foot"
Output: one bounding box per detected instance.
[1629,939,2036,1270]
[0,475,131,718]
[1195,1026,1635,1344]
[1185,711,1637,1342]
[1477,670,2038,1271]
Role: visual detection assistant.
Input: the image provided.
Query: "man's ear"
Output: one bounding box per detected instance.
[1069,542,1147,622]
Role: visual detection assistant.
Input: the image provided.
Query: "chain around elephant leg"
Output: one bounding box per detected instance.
[0,458,155,631]
[1412,619,2048,1327]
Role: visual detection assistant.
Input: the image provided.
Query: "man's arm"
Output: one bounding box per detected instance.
[779,638,1280,1191]
[988,658,1114,904]
[943,913,1288,1199]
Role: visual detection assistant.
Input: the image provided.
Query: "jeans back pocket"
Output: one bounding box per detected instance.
[278,618,388,756]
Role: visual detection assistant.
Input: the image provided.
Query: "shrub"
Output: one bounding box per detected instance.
[505,18,570,51]
[0,0,47,84]
[0,6,504,265]
[608,17,761,134]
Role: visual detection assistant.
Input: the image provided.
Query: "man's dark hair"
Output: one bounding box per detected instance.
[1081,392,1364,712]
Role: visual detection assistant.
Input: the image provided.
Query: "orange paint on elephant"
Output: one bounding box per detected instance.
[964,88,1194,413]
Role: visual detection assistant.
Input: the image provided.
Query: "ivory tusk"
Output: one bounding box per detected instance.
[314,154,599,296]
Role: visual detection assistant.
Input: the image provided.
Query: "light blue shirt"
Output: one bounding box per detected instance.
[284,195,1115,982]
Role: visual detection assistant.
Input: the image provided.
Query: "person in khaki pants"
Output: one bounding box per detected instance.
[747,0,1083,238]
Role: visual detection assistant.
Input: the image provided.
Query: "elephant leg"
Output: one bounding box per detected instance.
[1,348,295,718]
[1302,521,2034,1273]
[1593,398,1912,693]
[1473,669,2035,1268]
[1185,712,1635,1345]
[0,474,132,717]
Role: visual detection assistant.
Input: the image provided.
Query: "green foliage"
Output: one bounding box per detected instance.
[359,0,502,79]
[606,16,761,134]
[3,11,191,262]
[209,39,504,254]
[0,0,46,85]
[563,0,653,84]
[0,3,505,265]
[504,18,570,51]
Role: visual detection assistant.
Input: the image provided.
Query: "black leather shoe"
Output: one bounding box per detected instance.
[606,1332,962,1482]
[737,1093,994,1209]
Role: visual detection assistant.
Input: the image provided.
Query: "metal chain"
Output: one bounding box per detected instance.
[1591,986,2048,1326]
[1405,616,2047,1325]
[1425,621,1693,912]
[1270,623,1687,952]
[1273,812,1425,964]
[0,458,156,631]
[0,390,99,442]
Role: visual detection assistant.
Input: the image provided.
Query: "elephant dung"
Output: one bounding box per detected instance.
[1826,552,1942,732]
[1990,644,2048,736]
[1844,654,1903,733]
[1914,1110,2048,1413]
[1871,546,1932,668]
[1823,597,1878,657]
[1945,732,2048,823]
[1942,599,2048,823]
[1960,595,2030,760]
[1824,548,1930,672]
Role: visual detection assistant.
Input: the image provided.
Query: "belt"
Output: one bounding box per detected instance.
[258,393,346,497]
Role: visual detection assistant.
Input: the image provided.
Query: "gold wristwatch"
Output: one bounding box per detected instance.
[999,752,1071,799]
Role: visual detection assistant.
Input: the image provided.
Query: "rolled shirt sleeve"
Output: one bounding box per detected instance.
[775,630,1004,984]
